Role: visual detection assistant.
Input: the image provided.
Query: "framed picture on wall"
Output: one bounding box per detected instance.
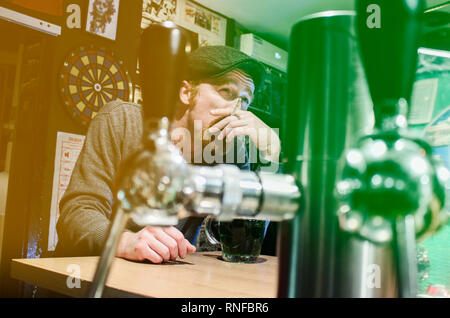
[140,0,227,46]
[85,0,120,41]
[178,0,227,46]
[141,0,177,26]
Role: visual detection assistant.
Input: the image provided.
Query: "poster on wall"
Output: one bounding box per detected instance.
[179,0,227,46]
[48,132,85,251]
[140,0,227,46]
[86,0,120,40]
[141,0,177,28]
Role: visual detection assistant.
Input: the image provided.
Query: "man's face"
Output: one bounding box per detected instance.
[183,68,254,160]
[188,69,254,131]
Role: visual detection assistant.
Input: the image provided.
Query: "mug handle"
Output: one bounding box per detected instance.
[204,216,221,246]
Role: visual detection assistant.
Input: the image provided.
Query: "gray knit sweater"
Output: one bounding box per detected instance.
[56,100,249,256]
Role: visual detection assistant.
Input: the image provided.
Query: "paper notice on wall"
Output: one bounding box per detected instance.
[48,132,85,251]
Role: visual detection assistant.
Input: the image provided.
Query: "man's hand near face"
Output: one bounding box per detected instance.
[207,104,281,163]
[116,226,196,263]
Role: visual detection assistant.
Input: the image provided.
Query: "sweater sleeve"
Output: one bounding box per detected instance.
[56,101,142,256]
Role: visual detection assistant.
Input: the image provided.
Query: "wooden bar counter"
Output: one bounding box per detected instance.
[11,252,278,298]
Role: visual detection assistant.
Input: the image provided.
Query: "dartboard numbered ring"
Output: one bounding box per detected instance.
[59,45,131,127]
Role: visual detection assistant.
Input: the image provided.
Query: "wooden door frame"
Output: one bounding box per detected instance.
[0,22,54,297]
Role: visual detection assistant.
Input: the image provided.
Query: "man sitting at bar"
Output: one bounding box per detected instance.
[56,45,280,263]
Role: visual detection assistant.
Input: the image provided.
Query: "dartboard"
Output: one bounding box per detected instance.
[59,45,131,127]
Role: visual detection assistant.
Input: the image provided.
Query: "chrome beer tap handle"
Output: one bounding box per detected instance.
[184,165,300,221]
[116,118,191,227]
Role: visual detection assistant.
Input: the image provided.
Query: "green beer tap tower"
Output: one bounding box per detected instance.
[279,0,449,297]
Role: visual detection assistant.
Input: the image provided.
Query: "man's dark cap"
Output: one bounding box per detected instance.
[187,45,266,90]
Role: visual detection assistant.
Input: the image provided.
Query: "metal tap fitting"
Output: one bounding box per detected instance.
[185,165,300,221]
[336,134,449,243]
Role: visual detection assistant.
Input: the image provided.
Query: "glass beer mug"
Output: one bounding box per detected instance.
[204,216,268,263]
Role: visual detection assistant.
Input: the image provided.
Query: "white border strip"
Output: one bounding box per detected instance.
[0,6,61,36]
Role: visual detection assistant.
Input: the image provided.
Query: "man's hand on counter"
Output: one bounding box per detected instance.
[116,226,196,263]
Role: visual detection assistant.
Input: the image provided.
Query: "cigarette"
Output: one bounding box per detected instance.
[231,98,241,116]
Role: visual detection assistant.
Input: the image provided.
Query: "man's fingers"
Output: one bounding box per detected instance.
[162,226,196,258]
[186,240,196,253]
[134,241,163,263]
[131,226,196,263]
[163,226,188,259]
[210,107,234,117]
[120,227,196,263]
[225,127,248,142]
[228,119,248,128]
[218,120,248,140]
[177,239,188,259]
[208,115,238,133]
[146,234,171,262]
[151,228,179,261]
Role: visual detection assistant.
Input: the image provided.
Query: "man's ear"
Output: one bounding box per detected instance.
[179,80,192,106]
